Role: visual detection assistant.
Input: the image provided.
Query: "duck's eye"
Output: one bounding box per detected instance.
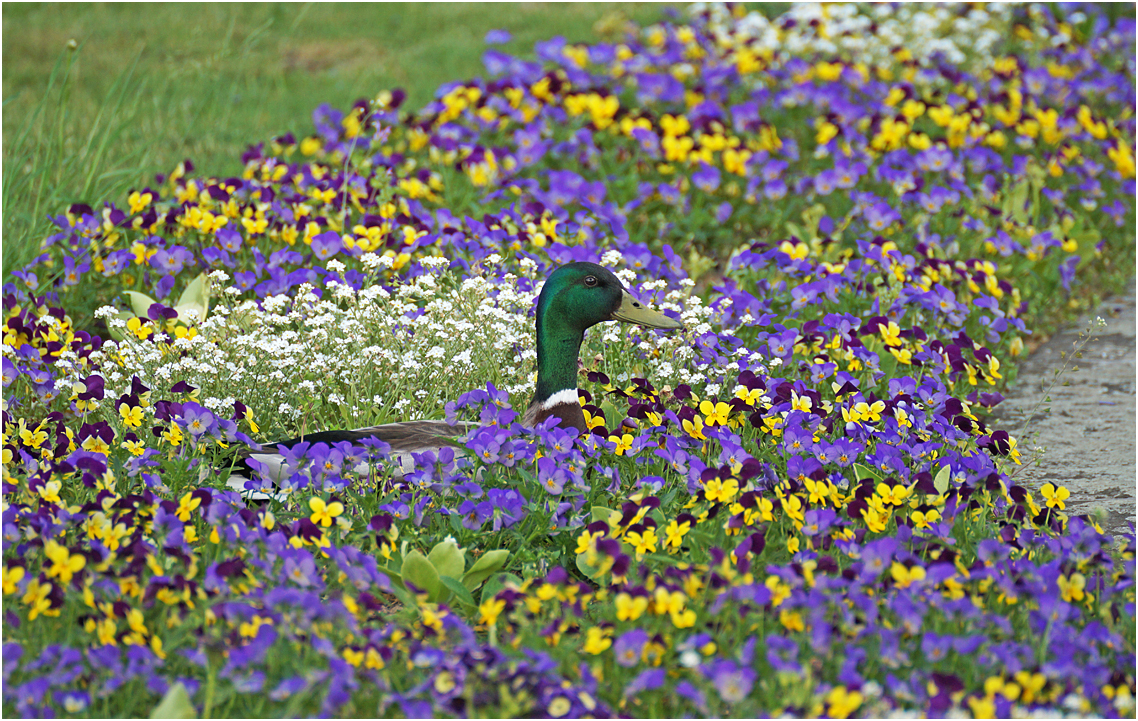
[584,276,598,287]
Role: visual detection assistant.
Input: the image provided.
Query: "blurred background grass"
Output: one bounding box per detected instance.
[2,2,679,278]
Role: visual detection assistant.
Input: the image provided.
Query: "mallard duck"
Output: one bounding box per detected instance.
[226,261,683,498]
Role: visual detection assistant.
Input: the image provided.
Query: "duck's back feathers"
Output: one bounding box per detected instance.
[225,420,476,501]
[283,420,475,455]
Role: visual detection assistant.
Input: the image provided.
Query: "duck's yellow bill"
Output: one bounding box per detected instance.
[610,291,684,330]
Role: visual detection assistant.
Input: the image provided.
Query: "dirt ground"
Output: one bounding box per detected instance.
[992,277,1137,537]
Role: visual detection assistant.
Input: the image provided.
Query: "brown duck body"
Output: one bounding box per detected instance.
[229,420,475,494]
[521,388,588,435]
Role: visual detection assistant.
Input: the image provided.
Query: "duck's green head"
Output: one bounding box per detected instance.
[535,261,683,335]
[530,262,683,424]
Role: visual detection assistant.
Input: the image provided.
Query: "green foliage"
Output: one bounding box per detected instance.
[383,538,509,605]
[149,683,196,720]
[2,3,674,278]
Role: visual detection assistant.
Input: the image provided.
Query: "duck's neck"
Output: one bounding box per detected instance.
[528,313,588,434]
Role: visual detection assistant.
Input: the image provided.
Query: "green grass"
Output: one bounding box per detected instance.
[2,2,676,278]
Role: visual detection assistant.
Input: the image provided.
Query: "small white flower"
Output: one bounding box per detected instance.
[600,249,624,268]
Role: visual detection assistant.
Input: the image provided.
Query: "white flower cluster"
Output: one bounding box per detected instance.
[593,271,750,397]
[85,257,755,435]
[692,2,1015,72]
[91,272,537,435]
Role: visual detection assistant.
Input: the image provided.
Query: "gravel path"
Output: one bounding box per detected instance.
[992,277,1136,536]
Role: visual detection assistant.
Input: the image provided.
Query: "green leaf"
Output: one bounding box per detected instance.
[150,682,196,719]
[600,399,622,429]
[174,271,210,324]
[481,572,522,605]
[591,506,618,525]
[377,564,403,590]
[1068,218,1101,254]
[227,306,258,333]
[400,550,442,601]
[387,581,418,608]
[576,552,598,580]
[801,203,826,237]
[933,465,951,496]
[427,539,465,581]
[1006,178,1030,225]
[575,551,609,583]
[125,290,157,318]
[685,248,716,283]
[440,576,475,606]
[461,549,509,591]
[447,512,464,535]
[106,309,134,342]
[1025,159,1047,191]
[853,463,879,483]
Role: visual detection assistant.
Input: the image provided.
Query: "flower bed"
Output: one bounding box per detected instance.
[3,3,1135,718]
